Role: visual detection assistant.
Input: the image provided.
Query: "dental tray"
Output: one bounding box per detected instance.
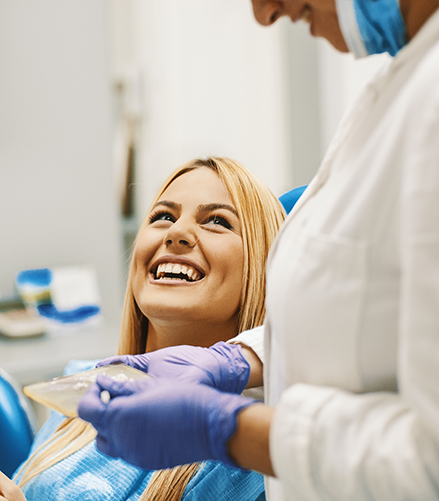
[0,297,46,338]
[23,364,150,417]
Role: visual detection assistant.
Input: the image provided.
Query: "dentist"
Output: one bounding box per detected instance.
[79,0,439,499]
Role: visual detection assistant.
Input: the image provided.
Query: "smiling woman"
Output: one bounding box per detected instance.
[9,157,285,501]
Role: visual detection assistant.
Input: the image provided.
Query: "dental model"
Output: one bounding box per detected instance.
[23,364,150,417]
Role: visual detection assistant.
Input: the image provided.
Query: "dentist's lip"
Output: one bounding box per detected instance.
[150,255,206,282]
[293,4,311,23]
[301,6,312,24]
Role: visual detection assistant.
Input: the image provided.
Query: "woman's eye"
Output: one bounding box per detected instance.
[204,215,232,230]
[149,211,175,224]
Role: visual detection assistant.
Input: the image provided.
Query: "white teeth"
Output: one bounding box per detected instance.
[154,262,202,282]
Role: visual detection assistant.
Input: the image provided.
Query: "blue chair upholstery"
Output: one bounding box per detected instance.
[279,185,307,214]
[0,368,36,478]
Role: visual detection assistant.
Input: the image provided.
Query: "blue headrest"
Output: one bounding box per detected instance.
[0,369,35,478]
[279,185,307,214]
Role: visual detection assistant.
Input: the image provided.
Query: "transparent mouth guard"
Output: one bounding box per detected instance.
[23,364,150,417]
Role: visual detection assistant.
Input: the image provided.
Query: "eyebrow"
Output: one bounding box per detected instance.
[152,200,180,210]
[198,203,238,218]
[152,200,238,218]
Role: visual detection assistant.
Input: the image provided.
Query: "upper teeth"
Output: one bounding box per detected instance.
[155,263,201,281]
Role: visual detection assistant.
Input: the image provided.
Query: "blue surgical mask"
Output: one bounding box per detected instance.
[335,0,407,57]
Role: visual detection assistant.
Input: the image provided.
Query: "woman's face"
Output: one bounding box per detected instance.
[131,167,244,345]
[251,0,348,52]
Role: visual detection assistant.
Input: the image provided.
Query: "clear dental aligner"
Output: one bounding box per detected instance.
[23,364,150,417]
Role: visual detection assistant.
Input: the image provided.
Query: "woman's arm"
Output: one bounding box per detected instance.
[0,471,26,501]
[229,325,265,389]
[239,346,263,388]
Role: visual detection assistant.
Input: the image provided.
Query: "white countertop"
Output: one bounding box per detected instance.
[0,323,120,386]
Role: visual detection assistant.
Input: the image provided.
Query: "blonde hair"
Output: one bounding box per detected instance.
[16,157,285,499]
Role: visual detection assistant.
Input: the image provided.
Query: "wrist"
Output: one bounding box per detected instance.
[210,342,250,393]
[206,391,255,467]
[227,403,275,476]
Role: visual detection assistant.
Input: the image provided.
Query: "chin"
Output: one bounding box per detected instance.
[142,301,193,319]
[315,20,349,53]
[329,30,350,52]
[319,34,349,53]
[334,40,350,52]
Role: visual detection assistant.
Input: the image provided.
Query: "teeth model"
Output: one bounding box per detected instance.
[23,364,150,417]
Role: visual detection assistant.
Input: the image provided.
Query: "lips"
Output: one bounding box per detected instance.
[292,4,311,24]
[300,6,311,24]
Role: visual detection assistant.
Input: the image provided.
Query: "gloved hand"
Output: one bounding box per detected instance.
[96,342,250,394]
[78,375,255,470]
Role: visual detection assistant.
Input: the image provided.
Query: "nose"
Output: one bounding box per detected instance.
[163,218,197,249]
[251,0,283,26]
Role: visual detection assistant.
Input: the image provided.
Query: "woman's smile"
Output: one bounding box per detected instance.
[149,255,205,283]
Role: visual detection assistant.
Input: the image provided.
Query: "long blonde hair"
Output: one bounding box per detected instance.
[16,157,285,500]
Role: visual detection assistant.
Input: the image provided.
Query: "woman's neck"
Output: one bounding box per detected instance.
[145,317,239,352]
[400,0,439,40]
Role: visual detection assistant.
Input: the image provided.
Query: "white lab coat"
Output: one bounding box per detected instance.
[262,8,439,500]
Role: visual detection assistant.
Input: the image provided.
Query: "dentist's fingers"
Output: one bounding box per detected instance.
[78,376,152,428]
[94,375,145,398]
[77,381,107,426]
[95,434,109,454]
[96,354,151,373]
[96,355,133,368]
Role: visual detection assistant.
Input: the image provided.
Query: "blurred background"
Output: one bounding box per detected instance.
[0,0,388,425]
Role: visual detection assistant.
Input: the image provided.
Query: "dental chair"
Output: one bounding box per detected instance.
[279,185,307,214]
[0,367,36,478]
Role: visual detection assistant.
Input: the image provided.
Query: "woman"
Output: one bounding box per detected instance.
[77,1,439,500]
[0,157,285,501]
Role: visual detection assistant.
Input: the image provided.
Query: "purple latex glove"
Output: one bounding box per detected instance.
[78,375,255,470]
[96,342,250,394]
